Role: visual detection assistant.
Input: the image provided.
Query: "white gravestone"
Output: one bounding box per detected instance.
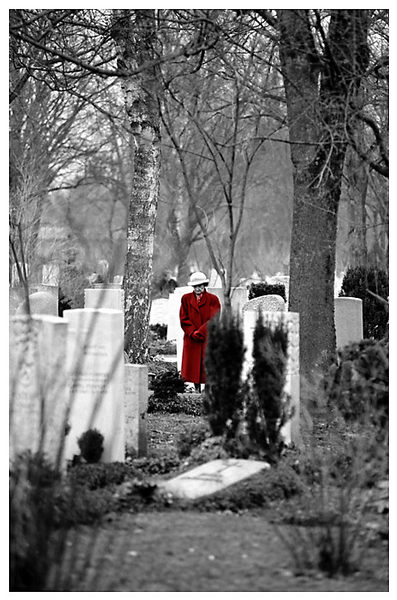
[158,459,270,500]
[16,289,58,317]
[334,297,363,349]
[230,287,249,319]
[84,286,124,312]
[208,269,222,288]
[243,294,286,314]
[242,307,300,445]
[124,364,148,456]
[167,286,191,341]
[207,287,248,319]
[9,315,69,466]
[63,308,125,463]
[167,287,191,375]
[150,298,169,326]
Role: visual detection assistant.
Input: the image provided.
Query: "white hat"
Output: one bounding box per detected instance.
[187,271,209,286]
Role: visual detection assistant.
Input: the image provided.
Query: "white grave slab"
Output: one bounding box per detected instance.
[150,298,169,325]
[124,364,148,456]
[334,297,363,349]
[158,459,270,499]
[63,308,125,463]
[243,309,300,445]
[9,315,69,466]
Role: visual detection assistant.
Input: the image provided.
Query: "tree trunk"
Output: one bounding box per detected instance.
[277,9,369,377]
[112,10,161,363]
[344,143,369,269]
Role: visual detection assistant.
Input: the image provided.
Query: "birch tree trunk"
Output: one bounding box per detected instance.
[112,10,161,363]
[277,9,369,377]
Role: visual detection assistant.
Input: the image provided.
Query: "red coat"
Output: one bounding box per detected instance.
[179,290,221,384]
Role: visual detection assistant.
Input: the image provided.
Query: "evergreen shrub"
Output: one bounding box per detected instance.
[176,421,211,458]
[248,282,286,302]
[150,368,186,401]
[246,313,292,461]
[148,392,203,415]
[10,451,61,591]
[339,266,388,339]
[77,429,104,463]
[203,313,245,438]
[149,323,167,340]
[323,338,389,426]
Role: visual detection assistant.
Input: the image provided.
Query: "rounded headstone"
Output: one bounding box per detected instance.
[242,294,286,313]
[16,291,58,316]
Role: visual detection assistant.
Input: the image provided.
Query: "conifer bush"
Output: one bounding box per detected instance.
[246,313,291,460]
[10,451,61,591]
[203,313,245,438]
[248,282,286,302]
[324,338,389,427]
[150,368,186,401]
[77,429,104,463]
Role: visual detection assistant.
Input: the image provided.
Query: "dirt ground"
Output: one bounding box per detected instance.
[46,412,389,592]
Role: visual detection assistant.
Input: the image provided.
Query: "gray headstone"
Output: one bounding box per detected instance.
[268,275,290,306]
[243,294,286,313]
[334,297,363,349]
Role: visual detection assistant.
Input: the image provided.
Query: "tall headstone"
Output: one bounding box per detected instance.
[124,364,148,456]
[230,287,249,319]
[334,297,363,349]
[9,315,69,466]
[149,298,169,326]
[208,269,222,288]
[167,286,191,341]
[242,305,300,445]
[63,308,125,463]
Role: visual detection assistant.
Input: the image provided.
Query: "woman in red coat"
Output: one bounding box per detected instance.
[179,271,221,392]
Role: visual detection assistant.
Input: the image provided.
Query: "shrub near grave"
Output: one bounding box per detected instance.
[323,338,389,426]
[245,314,291,462]
[148,368,204,415]
[10,451,61,591]
[248,282,287,302]
[203,312,244,440]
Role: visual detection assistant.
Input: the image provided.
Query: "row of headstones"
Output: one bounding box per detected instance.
[10,283,363,465]
[9,286,147,468]
[159,285,363,353]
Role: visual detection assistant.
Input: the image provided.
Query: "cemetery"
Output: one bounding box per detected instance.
[9,273,389,592]
[9,8,389,594]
